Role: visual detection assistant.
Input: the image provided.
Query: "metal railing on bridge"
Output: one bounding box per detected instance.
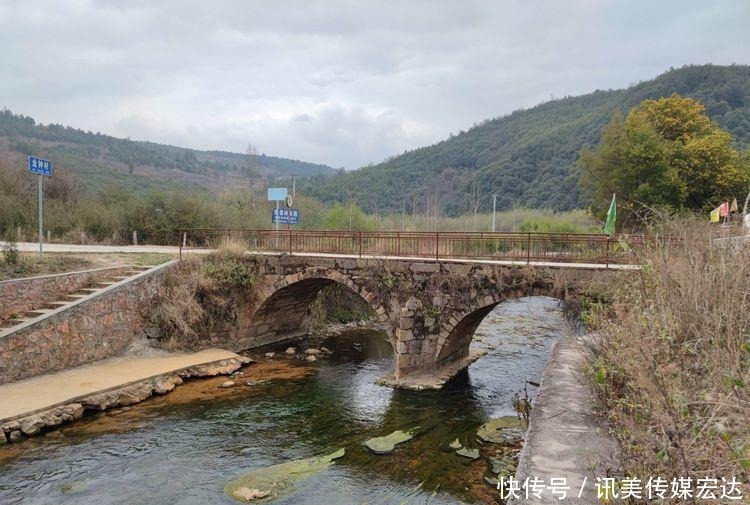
[178,228,647,267]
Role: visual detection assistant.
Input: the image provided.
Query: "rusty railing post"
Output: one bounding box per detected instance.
[605,236,610,268]
[526,232,531,265]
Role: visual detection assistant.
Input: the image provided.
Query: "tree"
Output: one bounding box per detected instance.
[580,94,750,225]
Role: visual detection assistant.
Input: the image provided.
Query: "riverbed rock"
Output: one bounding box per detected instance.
[0,434,7,445]
[285,347,296,355]
[364,428,418,454]
[154,375,183,394]
[476,416,522,444]
[264,352,275,358]
[2,420,21,433]
[305,348,322,355]
[449,438,462,450]
[219,380,236,388]
[456,448,480,459]
[61,480,88,494]
[306,355,317,362]
[489,454,518,476]
[9,430,22,442]
[225,449,345,502]
[233,487,270,501]
[320,346,332,354]
[245,380,268,387]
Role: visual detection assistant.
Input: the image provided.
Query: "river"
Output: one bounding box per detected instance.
[0,296,573,505]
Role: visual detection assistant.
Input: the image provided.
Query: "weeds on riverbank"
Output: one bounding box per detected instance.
[150,246,257,350]
[586,216,749,493]
[0,252,92,280]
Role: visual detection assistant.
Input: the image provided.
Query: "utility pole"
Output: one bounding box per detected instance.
[492,194,498,232]
[292,175,296,198]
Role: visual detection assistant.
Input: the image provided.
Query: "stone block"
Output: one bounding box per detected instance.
[398,317,414,330]
[410,262,441,274]
[396,328,414,341]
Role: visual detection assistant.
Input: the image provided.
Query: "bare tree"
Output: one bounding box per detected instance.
[245,143,261,182]
[468,183,481,231]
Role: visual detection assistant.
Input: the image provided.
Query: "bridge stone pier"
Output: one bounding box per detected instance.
[228,254,604,389]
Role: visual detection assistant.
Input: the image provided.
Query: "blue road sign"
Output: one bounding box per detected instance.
[28,156,52,176]
[267,187,288,201]
[272,208,299,225]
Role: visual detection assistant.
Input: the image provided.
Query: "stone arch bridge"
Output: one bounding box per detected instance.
[212,255,612,389]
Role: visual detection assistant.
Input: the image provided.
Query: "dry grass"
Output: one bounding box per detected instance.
[587,216,749,495]
[213,235,251,255]
[149,249,257,350]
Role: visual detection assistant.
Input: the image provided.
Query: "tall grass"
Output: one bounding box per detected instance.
[371,208,599,233]
[587,216,749,491]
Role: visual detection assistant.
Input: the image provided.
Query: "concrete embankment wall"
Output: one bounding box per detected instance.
[509,335,619,505]
[0,266,130,320]
[0,262,175,384]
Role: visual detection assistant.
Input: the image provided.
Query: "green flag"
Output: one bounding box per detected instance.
[604,193,616,235]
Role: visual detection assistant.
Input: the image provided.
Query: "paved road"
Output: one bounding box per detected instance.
[2,241,637,270]
[0,349,240,421]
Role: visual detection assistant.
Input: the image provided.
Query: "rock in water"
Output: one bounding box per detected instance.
[219,381,235,388]
[305,348,321,355]
[363,428,418,454]
[264,352,275,358]
[306,355,317,362]
[285,347,296,355]
[233,488,269,501]
[320,346,332,354]
[476,416,522,444]
[225,448,345,502]
[456,448,480,459]
[61,480,87,494]
[449,438,462,450]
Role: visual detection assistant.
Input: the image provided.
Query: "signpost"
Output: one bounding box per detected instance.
[271,208,300,225]
[267,187,288,233]
[28,156,52,257]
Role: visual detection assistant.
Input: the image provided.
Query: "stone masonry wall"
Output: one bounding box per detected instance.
[173,254,602,386]
[0,266,130,321]
[0,262,175,384]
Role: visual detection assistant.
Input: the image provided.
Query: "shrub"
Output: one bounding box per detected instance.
[587,216,749,486]
[150,251,257,349]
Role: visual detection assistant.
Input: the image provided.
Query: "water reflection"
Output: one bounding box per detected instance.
[0,297,570,505]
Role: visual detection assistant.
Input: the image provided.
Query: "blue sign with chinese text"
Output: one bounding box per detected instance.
[28,156,52,176]
[272,208,299,225]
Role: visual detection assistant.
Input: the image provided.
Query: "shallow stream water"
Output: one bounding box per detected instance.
[0,296,573,505]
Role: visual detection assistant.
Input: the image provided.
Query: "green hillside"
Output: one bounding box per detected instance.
[304,64,750,215]
[0,110,337,195]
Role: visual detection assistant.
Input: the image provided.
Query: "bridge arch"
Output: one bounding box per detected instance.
[243,269,393,347]
[432,281,565,370]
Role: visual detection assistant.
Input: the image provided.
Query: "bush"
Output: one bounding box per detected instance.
[150,251,257,349]
[587,216,749,485]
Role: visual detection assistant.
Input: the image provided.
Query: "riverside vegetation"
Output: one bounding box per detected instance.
[584,217,749,496]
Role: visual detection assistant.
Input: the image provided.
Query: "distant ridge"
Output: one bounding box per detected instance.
[304,64,750,215]
[0,109,337,195]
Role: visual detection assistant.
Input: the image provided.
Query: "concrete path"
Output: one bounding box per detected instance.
[0,349,240,422]
[509,336,618,504]
[2,241,637,270]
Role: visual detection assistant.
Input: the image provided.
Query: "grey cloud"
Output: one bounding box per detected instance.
[0,0,748,169]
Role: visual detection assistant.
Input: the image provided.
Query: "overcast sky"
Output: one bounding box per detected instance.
[1,1,748,169]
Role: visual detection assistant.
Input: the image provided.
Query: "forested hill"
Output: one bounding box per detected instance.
[0,110,337,195]
[304,64,750,215]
